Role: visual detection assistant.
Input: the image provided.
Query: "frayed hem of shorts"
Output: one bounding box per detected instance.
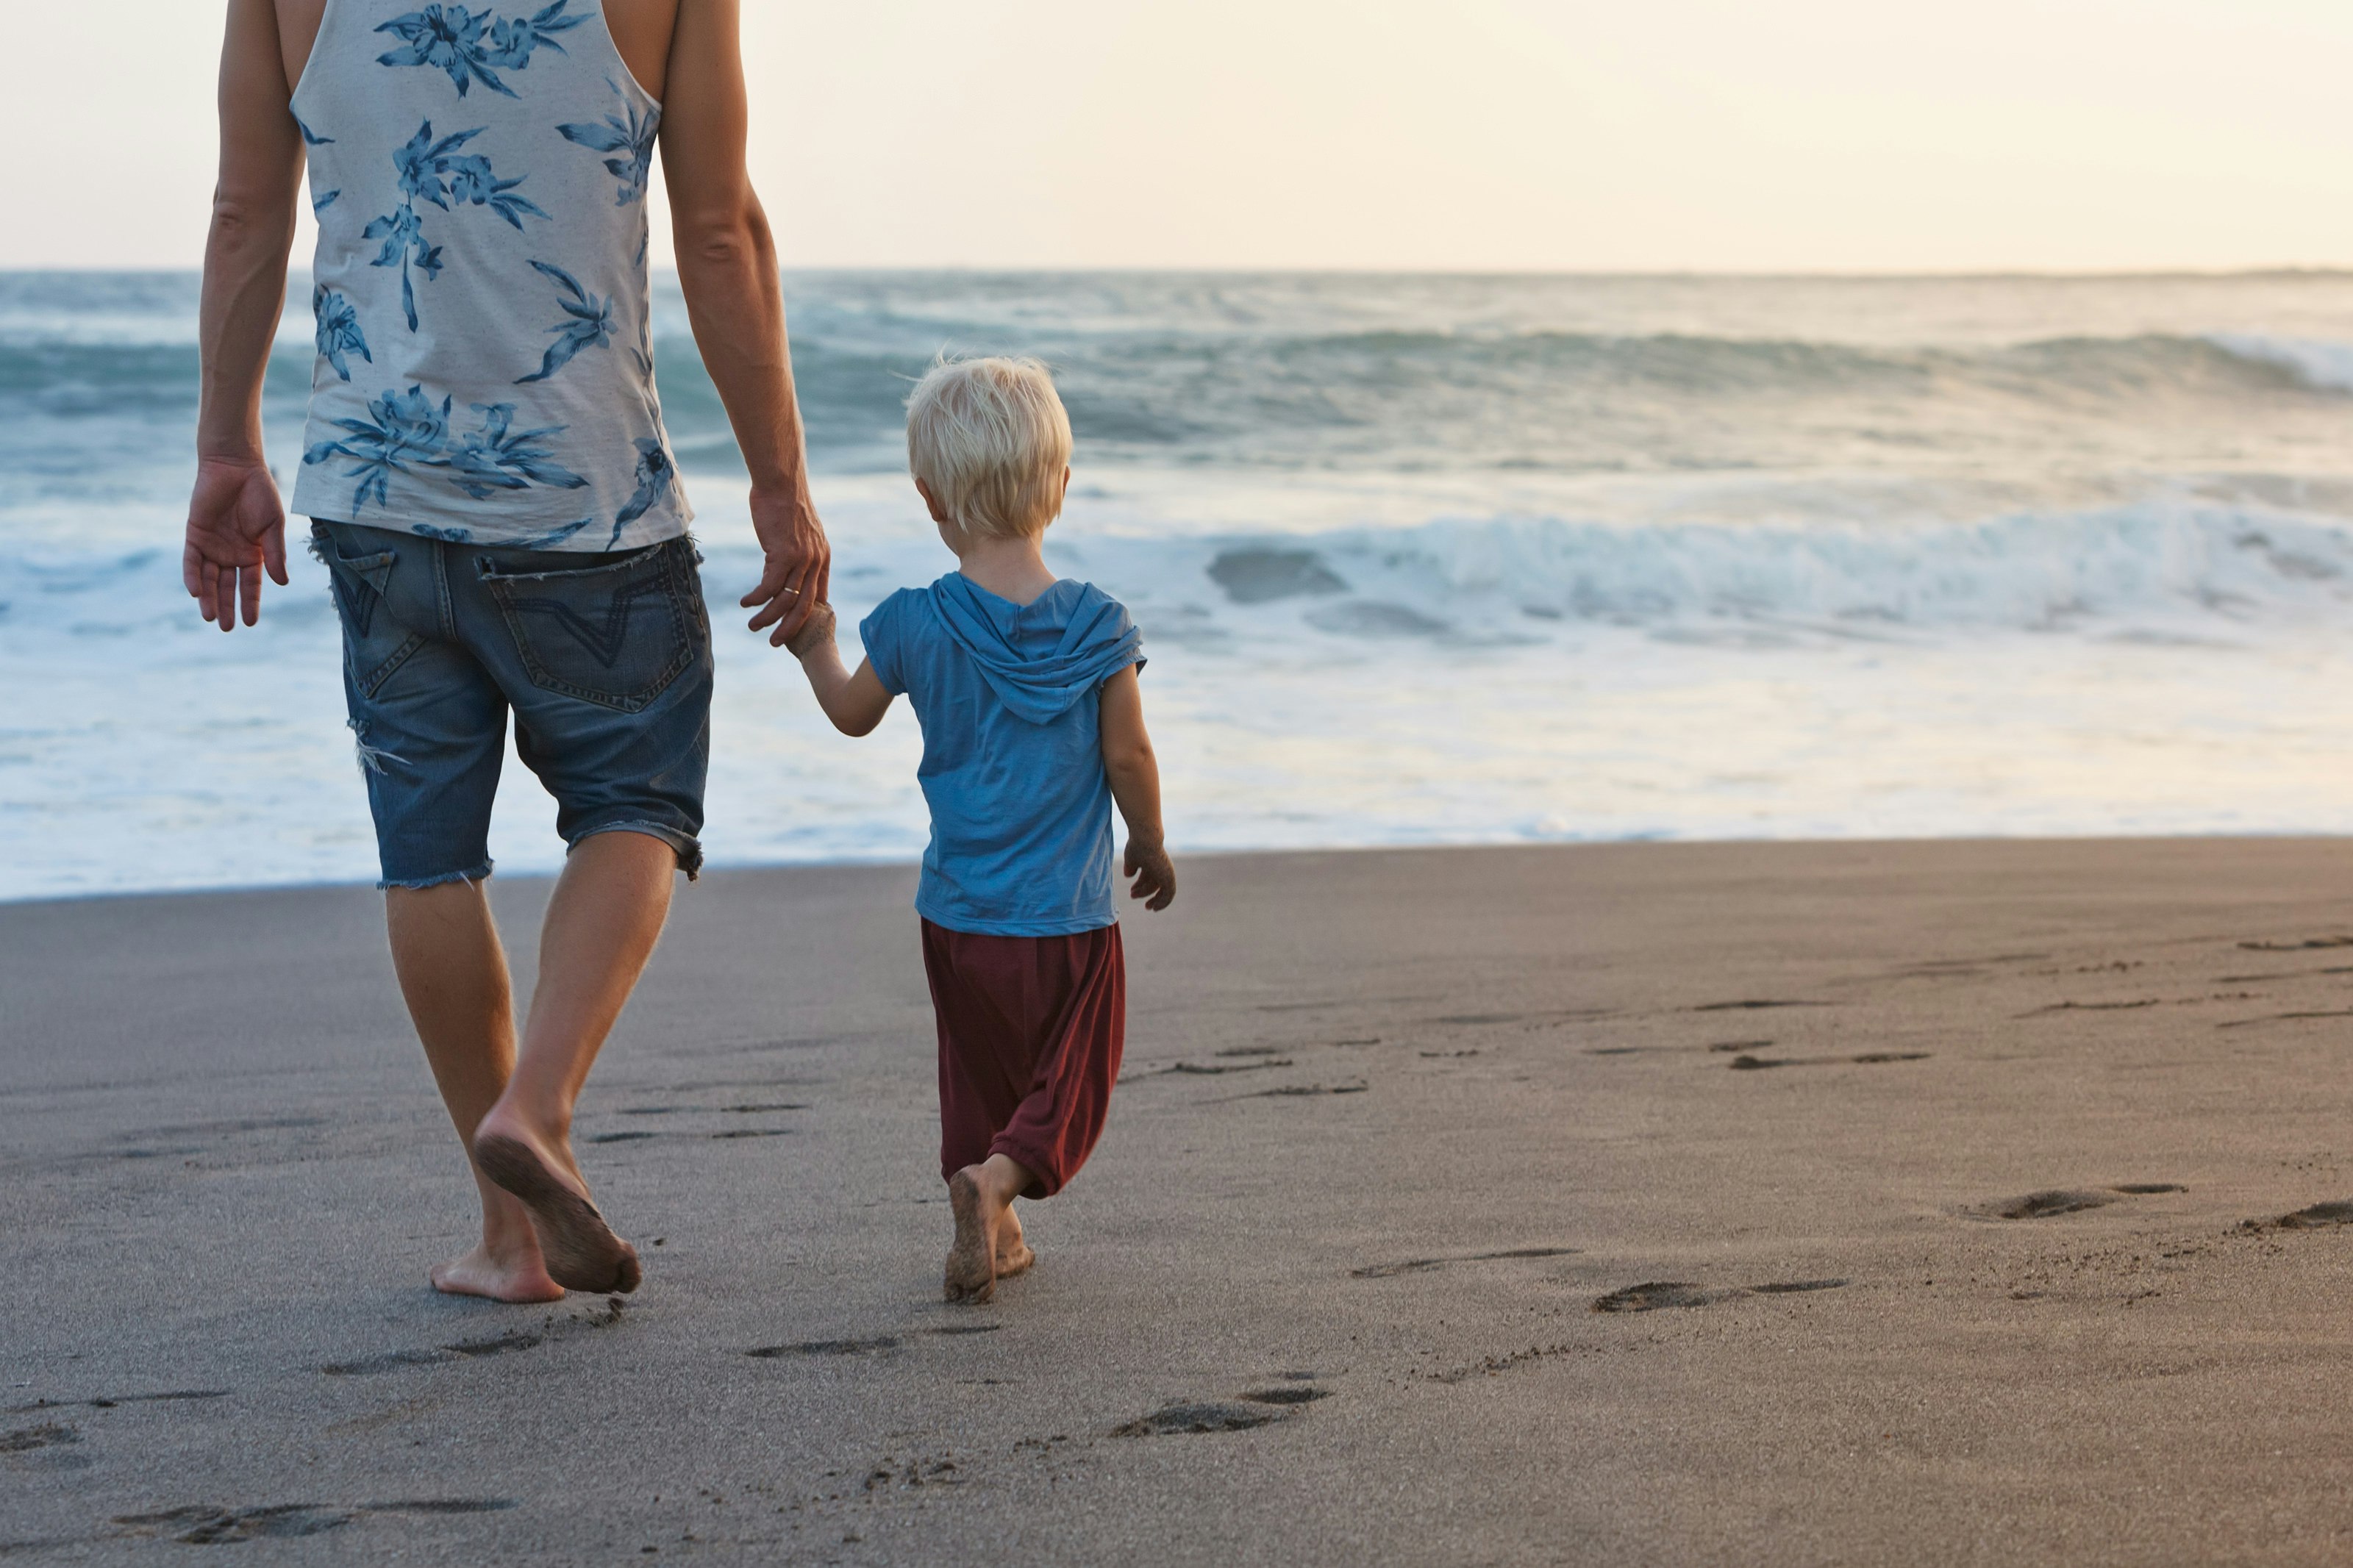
[568,822,704,881]
[379,860,494,892]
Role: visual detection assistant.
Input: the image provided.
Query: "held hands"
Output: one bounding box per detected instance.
[183,457,290,631]
[741,484,832,648]
[1124,838,1176,912]
[782,601,838,660]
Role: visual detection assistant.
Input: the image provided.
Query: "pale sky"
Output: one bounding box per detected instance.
[20,0,2353,273]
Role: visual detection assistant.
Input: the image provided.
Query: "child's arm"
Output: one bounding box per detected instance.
[1099,666,1175,911]
[785,604,896,737]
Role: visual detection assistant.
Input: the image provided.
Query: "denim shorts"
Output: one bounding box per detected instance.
[313,520,713,890]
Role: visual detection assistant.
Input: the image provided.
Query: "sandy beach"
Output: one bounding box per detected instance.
[10,838,2353,1563]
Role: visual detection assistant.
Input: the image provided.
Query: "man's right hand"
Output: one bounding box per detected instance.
[184,456,290,631]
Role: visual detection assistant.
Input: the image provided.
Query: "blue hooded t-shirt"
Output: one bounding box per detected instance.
[860,574,1146,937]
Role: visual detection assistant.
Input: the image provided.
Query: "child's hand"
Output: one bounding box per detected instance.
[1124,839,1176,912]
[783,601,838,660]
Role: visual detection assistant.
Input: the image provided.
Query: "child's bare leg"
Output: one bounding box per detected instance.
[946,1153,1034,1303]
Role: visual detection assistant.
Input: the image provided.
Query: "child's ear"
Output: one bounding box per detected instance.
[1060,467,1071,503]
[915,478,954,527]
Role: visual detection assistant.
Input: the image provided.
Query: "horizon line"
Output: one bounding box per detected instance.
[10,262,2353,284]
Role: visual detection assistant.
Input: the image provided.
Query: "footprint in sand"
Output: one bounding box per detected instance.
[113,1506,354,1544]
[2249,1200,2353,1231]
[112,1500,515,1545]
[1352,1246,1578,1280]
[746,1336,901,1358]
[1240,1386,1330,1406]
[1113,1384,1332,1436]
[1727,1052,1929,1071]
[1,1423,80,1453]
[1979,1184,2184,1220]
[7,1390,228,1414]
[1592,1282,1717,1312]
[1238,1081,1368,1099]
[1113,1401,1277,1436]
[321,1329,544,1377]
[1593,1279,1849,1312]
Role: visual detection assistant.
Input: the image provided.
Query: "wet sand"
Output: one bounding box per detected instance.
[10,840,2353,1563]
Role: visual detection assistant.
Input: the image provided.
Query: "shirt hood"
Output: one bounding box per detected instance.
[930,573,1143,725]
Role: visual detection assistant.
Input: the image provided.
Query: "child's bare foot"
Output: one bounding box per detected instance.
[945,1153,1036,1303]
[995,1207,1036,1280]
[473,1117,640,1295]
[429,1243,565,1304]
[945,1169,997,1303]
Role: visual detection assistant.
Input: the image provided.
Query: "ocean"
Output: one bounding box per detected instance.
[10,269,2353,901]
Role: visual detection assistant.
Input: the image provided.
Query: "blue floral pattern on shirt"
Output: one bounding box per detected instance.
[304,386,588,513]
[557,82,659,205]
[516,261,615,384]
[611,437,674,545]
[376,1,587,99]
[364,121,549,331]
[313,287,372,382]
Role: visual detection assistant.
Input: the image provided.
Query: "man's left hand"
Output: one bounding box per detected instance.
[742,484,831,648]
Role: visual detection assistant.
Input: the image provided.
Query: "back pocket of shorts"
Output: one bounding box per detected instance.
[317,533,423,696]
[482,543,694,712]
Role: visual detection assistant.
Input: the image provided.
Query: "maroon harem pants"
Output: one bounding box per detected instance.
[921,919,1125,1200]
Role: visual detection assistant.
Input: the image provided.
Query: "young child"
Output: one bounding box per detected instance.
[785,356,1175,1304]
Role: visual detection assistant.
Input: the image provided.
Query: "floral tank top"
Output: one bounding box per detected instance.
[288,0,691,551]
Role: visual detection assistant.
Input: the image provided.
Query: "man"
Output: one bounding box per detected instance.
[185,0,825,1300]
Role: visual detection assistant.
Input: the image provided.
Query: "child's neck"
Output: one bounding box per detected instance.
[954,531,1059,608]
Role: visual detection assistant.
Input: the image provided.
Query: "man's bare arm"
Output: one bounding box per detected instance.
[1100,667,1174,910]
[185,0,304,631]
[659,0,829,647]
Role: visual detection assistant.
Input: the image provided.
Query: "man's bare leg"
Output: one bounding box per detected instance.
[473,830,676,1292]
[385,877,564,1304]
[946,1153,1035,1303]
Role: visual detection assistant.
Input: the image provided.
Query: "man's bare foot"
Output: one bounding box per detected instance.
[995,1207,1036,1280]
[473,1122,640,1294]
[429,1244,565,1304]
[945,1168,997,1303]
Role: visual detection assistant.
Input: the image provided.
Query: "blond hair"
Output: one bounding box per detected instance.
[905,355,1073,540]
